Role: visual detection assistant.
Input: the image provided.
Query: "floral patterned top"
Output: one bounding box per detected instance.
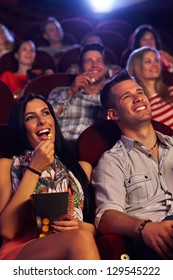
[11,150,84,221]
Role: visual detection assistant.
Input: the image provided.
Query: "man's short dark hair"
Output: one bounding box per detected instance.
[78,43,105,67]
[100,70,134,111]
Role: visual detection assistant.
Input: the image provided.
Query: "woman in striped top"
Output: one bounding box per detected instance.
[126,46,173,129]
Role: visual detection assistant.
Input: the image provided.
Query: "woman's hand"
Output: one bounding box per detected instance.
[51,216,96,237]
[52,215,79,232]
[30,140,55,173]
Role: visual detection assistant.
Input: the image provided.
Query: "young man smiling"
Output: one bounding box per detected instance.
[48,43,107,152]
[92,70,173,260]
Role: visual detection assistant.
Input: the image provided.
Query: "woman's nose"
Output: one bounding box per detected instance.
[37,116,46,125]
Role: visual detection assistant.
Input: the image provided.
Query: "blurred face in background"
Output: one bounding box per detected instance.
[139,31,156,48]
[15,41,36,67]
[141,50,161,80]
[43,21,63,44]
[82,50,107,83]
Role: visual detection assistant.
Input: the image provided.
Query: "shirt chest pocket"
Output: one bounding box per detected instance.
[125,173,152,205]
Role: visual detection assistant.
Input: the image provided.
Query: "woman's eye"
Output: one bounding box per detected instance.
[25,115,35,122]
[43,110,50,116]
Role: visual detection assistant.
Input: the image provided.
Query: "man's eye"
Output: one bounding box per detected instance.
[96,59,104,64]
[84,59,92,64]
[123,95,130,100]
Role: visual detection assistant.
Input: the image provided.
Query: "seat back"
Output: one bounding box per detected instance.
[33,32,77,47]
[77,119,173,167]
[92,29,126,62]
[23,73,76,98]
[58,45,81,72]
[95,19,133,39]
[0,51,18,74]
[61,17,93,43]
[0,81,16,124]
[12,21,41,40]
[33,50,57,72]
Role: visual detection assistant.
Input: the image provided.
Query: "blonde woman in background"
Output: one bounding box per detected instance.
[0,23,15,57]
[126,46,173,129]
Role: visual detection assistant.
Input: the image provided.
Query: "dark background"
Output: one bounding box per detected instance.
[1,0,173,33]
[18,0,173,33]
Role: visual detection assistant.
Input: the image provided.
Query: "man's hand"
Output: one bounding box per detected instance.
[142,220,173,259]
[68,72,94,95]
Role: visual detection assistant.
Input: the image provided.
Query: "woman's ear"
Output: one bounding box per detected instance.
[107,108,119,121]
[14,52,18,60]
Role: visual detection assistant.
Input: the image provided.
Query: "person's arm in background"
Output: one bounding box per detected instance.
[159,50,173,73]
[47,72,94,116]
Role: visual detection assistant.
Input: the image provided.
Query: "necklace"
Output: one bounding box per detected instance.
[148,138,158,152]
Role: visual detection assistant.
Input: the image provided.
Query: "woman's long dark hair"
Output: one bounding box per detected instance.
[130,24,161,51]
[8,93,94,222]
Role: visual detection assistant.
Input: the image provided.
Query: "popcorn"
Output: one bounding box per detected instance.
[91,78,96,84]
[48,133,52,139]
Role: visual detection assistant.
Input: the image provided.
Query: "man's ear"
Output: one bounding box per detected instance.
[104,65,108,75]
[43,32,48,40]
[107,108,119,121]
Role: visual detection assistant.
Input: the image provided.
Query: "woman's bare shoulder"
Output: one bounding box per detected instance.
[78,161,93,182]
[0,158,12,167]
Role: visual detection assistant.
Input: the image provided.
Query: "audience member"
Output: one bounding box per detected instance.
[0,40,53,99]
[0,23,15,58]
[67,32,121,77]
[92,70,173,260]
[130,24,173,73]
[47,43,107,152]
[37,16,77,66]
[66,33,103,75]
[0,93,100,260]
[126,46,173,129]
[0,40,36,99]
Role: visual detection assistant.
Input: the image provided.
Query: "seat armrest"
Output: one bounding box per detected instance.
[96,233,135,260]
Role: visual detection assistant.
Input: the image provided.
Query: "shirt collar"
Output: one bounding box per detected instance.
[120,131,173,152]
[120,135,142,152]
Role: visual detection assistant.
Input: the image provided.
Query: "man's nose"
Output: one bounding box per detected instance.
[133,94,143,103]
[91,60,98,66]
